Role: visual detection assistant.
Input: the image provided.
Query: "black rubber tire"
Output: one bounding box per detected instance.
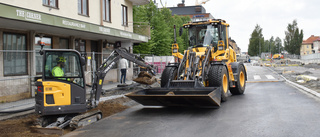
[208,65,229,102]
[230,65,246,95]
[161,67,178,87]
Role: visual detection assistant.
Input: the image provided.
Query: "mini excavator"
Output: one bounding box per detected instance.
[126,19,247,107]
[34,47,155,130]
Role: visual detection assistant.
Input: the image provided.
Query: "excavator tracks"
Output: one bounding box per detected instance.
[69,110,102,128]
[32,110,102,135]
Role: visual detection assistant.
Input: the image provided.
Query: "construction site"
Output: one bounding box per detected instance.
[1,0,320,136]
[0,57,319,137]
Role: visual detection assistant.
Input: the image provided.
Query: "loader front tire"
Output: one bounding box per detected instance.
[208,65,229,102]
[230,65,246,95]
[161,67,177,87]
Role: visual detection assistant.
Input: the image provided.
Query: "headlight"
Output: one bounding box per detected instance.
[218,46,224,50]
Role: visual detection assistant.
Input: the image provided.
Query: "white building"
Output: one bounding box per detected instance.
[0,0,149,102]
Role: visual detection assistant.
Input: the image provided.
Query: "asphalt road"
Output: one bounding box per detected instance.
[63,65,320,137]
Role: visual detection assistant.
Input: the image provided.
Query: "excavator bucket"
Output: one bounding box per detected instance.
[126,87,221,108]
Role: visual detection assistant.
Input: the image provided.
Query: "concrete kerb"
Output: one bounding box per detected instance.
[267,67,320,98]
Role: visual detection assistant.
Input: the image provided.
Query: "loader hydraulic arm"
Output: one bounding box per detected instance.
[88,48,155,108]
[172,43,184,60]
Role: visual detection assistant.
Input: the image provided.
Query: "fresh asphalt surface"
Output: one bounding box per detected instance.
[63,65,320,137]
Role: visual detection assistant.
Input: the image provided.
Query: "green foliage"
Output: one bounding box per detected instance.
[284,20,304,55]
[274,37,282,54]
[132,2,190,56]
[248,24,264,56]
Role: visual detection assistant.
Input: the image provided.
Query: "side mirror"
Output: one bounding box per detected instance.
[179,27,183,36]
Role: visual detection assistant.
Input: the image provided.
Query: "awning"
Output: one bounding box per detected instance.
[0,3,148,43]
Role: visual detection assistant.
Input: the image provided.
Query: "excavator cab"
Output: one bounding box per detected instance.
[35,50,87,116]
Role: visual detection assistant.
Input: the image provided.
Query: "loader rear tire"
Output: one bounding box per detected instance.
[208,65,229,102]
[161,67,177,87]
[230,65,246,95]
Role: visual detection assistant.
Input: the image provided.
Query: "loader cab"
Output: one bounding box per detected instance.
[42,50,85,87]
[186,20,229,51]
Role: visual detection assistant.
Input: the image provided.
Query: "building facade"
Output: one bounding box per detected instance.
[0,0,149,102]
[168,3,213,22]
[229,37,240,54]
[312,38,320,54]
[301,35,319,55]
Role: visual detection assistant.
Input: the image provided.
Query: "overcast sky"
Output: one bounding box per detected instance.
[157,0,319,52]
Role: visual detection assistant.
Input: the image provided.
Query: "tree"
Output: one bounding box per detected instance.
[248,24,264,56]
[284,20,303,55]
[132,2,190,56]
[274,37,282,54]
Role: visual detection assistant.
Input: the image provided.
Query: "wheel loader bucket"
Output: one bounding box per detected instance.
[125,87,221,108]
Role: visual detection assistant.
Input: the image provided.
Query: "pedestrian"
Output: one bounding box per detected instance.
[119,57,128,84]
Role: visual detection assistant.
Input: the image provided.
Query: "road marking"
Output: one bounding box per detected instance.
[253,75,261,80]
[265,75,275,79]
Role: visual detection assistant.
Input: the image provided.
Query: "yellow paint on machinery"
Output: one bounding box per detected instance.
[42,81,71,106]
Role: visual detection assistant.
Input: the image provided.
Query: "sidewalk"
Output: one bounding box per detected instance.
[0,80,134,121]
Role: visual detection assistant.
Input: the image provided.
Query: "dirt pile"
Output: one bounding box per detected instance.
[276,66,320,93]
[133,71,157,85]
[90,97,130,119]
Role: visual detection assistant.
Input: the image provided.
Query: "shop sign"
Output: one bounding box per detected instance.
[0,3,148,42]
[99,27,111,34]
[62,20,86,29]
[193,15,205,18]
[16,9,42,22]
[120,31,132,38]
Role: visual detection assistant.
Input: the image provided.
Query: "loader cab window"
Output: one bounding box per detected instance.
[219,25,228,49]
[188,24,219,48]
[44,51,85,87]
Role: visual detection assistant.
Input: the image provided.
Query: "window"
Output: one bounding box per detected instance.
[103,0,111,22]
[44,51,85,87]
[3,33,27,76]
[59,38,69,49]
[121,5,128,26]
[35,37,52,74]
[75,40,86,70]
[43,0,58,8]
[78,0,89,16]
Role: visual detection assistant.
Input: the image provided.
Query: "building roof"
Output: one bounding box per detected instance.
[315,37,320,41]
[302,35,320,44]
[168,5,206,16]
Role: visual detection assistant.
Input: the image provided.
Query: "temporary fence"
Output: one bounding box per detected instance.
[284,54,300,59]
[301,53,320,60]
[0,50,39,98]
[0,49,175,99]
[144,56,175,74]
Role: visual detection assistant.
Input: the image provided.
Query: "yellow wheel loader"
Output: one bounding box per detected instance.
[126,19,247,107]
